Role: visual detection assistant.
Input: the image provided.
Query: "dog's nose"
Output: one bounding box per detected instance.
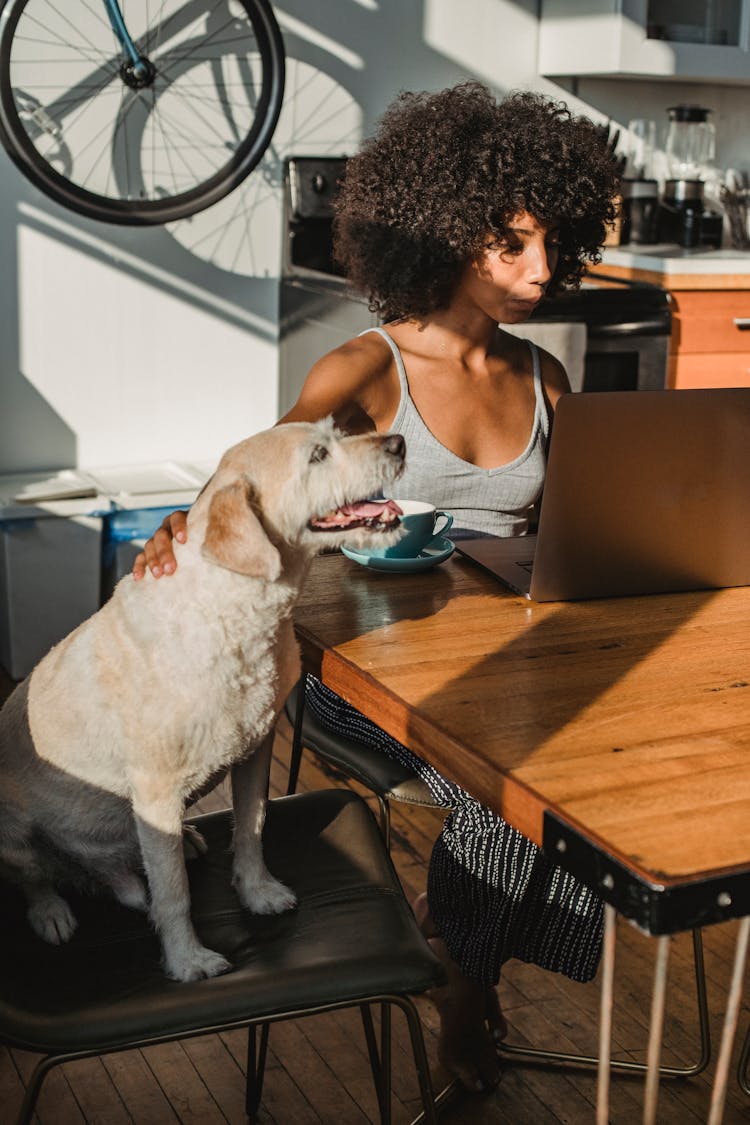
[383,433,406,459]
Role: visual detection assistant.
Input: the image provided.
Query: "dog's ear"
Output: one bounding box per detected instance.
[201,480,281,580]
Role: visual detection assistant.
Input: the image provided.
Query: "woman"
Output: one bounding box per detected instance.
[135,82,620,1093]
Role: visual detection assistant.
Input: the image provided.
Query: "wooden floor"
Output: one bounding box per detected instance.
[1,665,749,1123]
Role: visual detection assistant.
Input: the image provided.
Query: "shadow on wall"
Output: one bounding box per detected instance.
[0,183,75,470]
[0,0,540,474]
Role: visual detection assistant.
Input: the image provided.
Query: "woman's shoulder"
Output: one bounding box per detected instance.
[495,329,571,408]
[534,345,571,409]
[279,330,399,429]
[310,330,394,384]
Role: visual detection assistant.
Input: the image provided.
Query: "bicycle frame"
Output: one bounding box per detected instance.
[104,0,147,74]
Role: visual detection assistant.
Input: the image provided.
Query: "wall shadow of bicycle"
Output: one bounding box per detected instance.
[0,0,507,471]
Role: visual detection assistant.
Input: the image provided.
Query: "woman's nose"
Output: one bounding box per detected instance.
[528,240,554,285]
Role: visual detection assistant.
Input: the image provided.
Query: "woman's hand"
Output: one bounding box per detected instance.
[133,510,188,580]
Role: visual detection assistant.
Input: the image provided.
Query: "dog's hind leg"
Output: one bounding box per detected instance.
[107,868,149,912]
[25,882,78,944]
[132,787,230,982]
[231,733,297,914]
[0,806,78,944]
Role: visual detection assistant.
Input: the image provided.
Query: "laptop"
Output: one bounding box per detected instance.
[455,388,750,601]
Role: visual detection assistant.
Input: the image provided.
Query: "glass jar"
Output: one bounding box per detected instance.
[665,105,716,181]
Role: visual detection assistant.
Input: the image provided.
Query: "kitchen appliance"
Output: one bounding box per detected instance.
[620,178,659,245]
[279,157,672,415]
[619,119,659,246]
[665,105,715,181]
[658,177,705,248]
[658,105,722,249]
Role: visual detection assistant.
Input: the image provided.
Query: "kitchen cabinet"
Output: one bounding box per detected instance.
[539,1,750,83]
[588,248,750,389]
[668,289,750,387]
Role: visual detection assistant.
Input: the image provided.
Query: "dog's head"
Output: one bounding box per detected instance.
[195,419,406,580]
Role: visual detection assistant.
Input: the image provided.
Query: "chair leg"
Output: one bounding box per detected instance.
[15,1054,59,1125]
[360,1003,392,1124]
[738,1022,750,1096]
[498,927,711,1078]
[286,674,308,796]
[393,996,439,1125]
[380,1002,392,1121]
[245,1023,270,1119]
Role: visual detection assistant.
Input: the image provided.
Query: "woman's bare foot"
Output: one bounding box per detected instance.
[413,893,503,1092]
[485,985,509,1045]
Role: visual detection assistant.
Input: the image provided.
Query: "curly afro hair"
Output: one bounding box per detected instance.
[333,82,620,322]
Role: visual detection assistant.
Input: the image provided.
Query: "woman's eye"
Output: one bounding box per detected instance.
[309,445,329,464]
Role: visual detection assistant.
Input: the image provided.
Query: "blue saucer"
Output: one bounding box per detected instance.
[341,537,455,573]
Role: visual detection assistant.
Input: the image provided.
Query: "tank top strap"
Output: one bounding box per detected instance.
[528,340,550,441]
[359,326,409,396]
[360,326,549,441]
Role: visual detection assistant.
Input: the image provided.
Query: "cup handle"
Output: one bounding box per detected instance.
[425,511,453,549]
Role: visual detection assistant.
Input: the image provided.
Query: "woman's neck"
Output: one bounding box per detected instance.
[397,304,501,362]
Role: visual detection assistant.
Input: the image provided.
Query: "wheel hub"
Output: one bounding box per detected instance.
[119,56,157,90]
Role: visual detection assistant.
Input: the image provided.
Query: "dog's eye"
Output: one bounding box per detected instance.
[309,445,329,464]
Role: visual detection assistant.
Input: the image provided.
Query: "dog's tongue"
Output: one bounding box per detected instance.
[310,498,402,529]
[341,499,402,520]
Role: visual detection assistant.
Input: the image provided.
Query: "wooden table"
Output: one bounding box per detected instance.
[293,551,750,1122]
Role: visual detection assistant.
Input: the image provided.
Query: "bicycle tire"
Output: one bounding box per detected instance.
[0,0,285,225]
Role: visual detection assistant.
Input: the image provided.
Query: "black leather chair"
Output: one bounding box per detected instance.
[284,679,445,848]
[285,677,712,1082]
[0,789,444,1124]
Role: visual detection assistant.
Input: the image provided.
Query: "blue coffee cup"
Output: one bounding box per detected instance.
[368,500,453,559]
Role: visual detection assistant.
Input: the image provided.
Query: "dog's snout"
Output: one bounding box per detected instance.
[383,433,406,460]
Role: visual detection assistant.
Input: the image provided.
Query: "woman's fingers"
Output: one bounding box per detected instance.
[133,511,188,579]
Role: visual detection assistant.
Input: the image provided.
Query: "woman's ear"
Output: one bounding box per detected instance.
[201,480,281,580]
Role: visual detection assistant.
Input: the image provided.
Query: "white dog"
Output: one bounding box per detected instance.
[0,420,405,981]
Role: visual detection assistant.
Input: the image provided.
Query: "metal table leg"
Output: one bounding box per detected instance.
[708,915,750,1125]
[596,904,617,1125]
[643,935,670,1125]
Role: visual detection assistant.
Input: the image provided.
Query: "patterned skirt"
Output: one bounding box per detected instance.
[306,677,603,986]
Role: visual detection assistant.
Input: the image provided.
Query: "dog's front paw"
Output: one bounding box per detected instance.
[236,875,297,915]
[165,944,232,982]
[27,891,77,944]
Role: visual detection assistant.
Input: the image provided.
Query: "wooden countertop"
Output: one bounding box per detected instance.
[591,247,750,290]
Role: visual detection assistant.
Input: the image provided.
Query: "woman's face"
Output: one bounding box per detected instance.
[462,211,561,324]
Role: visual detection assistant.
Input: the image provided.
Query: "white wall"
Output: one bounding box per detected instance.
[1,0,748,474]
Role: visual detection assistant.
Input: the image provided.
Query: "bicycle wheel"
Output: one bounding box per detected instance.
[0,0,285,224]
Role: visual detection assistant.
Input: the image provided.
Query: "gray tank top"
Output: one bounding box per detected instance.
[364,326,550,538]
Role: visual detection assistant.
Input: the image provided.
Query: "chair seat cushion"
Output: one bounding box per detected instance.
[0,790,443,1055]
[286,685,439,807]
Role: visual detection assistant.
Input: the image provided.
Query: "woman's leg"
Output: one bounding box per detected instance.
[423,801,604,1090]
[305,679,604,1091]
[413,891,506,1092]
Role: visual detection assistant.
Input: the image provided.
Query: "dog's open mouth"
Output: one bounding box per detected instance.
[308,498,402,533]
